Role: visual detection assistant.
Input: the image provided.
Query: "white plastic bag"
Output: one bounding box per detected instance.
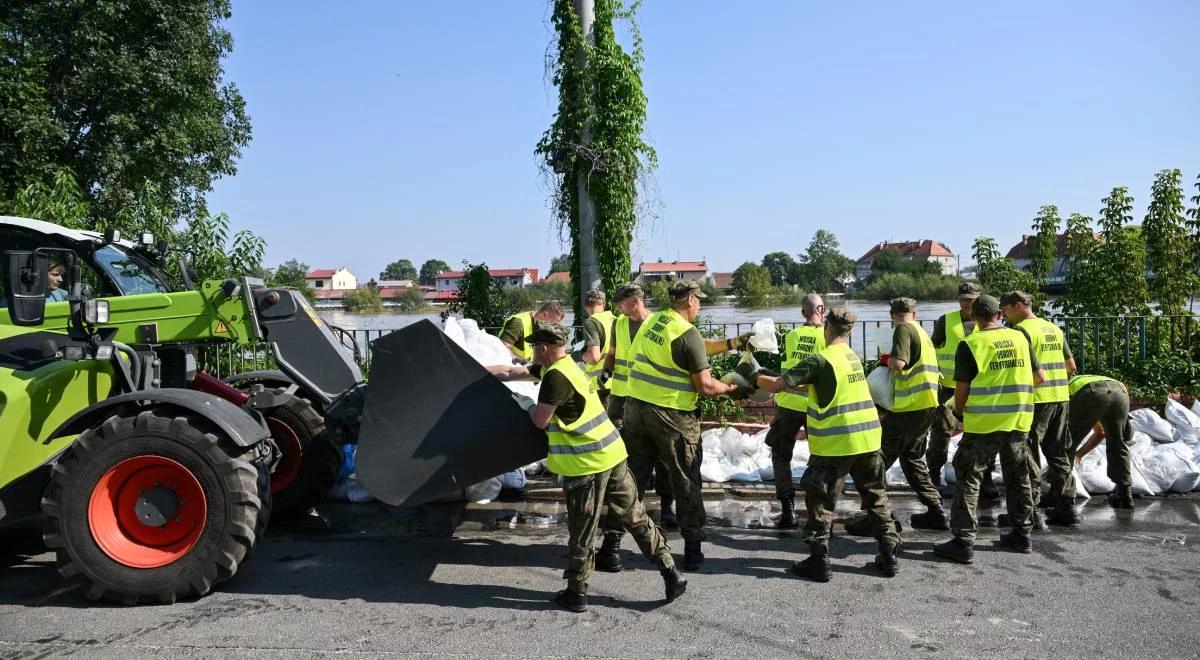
[1153,443,1200,492]
[498,469,527,491]
[885,464,908,487]
[1192,399,1200,419]
[749,319,779,353]
[1129,408,1175,443]
[464,477,503,504]
[867,366,895,410]
[1165,399,1200,445]
[723,455,762,483]
[1077,439,1116,494]
[700,457,730,483]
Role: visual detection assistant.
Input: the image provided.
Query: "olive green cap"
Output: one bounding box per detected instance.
[584,289,606,304]
[614,282,643,301]
[525,321,568,346]
[999,290,1032,306]
[889,297,916,314]
[826,307,858,329]
[669,279,706,300]
[971,294,1001,318]
[957,282,982,299]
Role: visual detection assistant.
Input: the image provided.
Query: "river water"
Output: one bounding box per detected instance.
[318,298,963,358]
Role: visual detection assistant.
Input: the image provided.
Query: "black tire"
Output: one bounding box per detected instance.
[41,409,264,604]
[259,388,342,520]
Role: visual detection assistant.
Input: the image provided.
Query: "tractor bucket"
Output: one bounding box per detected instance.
[355,320,548,507]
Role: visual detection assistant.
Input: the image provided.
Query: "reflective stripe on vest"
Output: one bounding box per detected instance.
[806,343,882,456]
[1017,317,1070,403]
[891,321,941,412]
[627,308,699,411]
[776,324,825,412]
[504,312,535,361]
[936,310,968,388]
[962,327,1036,434]
[543,356,628,477]
[1068,374,1120,397]
[584,310,616,391]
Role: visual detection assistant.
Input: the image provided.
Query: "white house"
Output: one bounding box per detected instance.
[854,240,958,279]
[636,260,711,284]
[435,268,540,292]
[306,267,357,291]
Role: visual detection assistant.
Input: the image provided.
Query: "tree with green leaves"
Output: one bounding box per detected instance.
[1188,173,1200,311]
[549,253,572,274]
[1058,213,1101,318]
[269,259,316,303]
[418,259,450,286]
[1027,204,1061,289]
[868,248,941,279]
[1097,186,1149,315]
[391,287,428,312]
[1143,169,1195,314]
[761,252,797,286]
[0,0,251,221]
[972,237,1037,302]
[380,259,417,281]
[732,262,772,308]
[343,287,383,313]
[441,262,515,330]
[537,0,655,314]
[797,229,853,294]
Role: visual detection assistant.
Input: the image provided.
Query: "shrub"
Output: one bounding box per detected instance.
[392,287,427,312]
[850,273,961,301]
[344,287,384,313]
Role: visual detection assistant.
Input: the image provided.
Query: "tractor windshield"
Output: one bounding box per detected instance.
[94,245,172,295]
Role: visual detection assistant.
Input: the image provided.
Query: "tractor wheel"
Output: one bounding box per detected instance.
[41,409,265,604]
[257,388,341,520]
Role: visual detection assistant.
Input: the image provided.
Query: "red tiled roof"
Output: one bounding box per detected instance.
[436,268,539,282]
[1004,233,1089,260]
[712,272,734,289]
[639,260,708,274]
[306,269,337,279]
[856,241,954,263]
[544,271,570,283]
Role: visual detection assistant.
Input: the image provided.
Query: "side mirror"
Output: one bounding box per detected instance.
[3,250,48,326]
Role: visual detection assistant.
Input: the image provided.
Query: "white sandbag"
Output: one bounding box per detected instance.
[1076,436,1116,494]
[1165,399,1200,445]
[757,462,775,482]
[867,366,895,410]
[722,455,762,483]
[444,316,518,368]
[1074,476,1090,501]
[1152,443,1200,492]
[498,469,527,490]
[1129,408,1175,443]
[885,463,908,487]
[749,319,780,353]
[523,460,547,477]
[719,426,759,457]
[464,477,502,504]
[1192,399,1200,418]
[700,456,730,483]
[701,428,724,455]
[792,438,811,463]
[1129,455,1157,496]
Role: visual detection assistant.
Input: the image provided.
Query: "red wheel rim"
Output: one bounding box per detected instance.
[268,417,303,493]
[88,456,207,569]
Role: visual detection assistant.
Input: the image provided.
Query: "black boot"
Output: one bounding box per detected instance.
[790,554,831,582]
[1044,505,1080,528]
[660,496,678,529]
[776,496,799,529]
[875,548,899,577]
[682,540,704,571]
[595,535,623,573]
[932,538,974,564]
[661,566,688,602]
[998,511,1044,531]
[999,529,1033,554]
[910,507,949,531]
[554,588,587,613]
[1108,484,1134,510]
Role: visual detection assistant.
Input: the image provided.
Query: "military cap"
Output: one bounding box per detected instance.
[889,297,916,314]
[525,321,568,346]
[999,290,1032,306]
[669,279,707,300]
[957,282,982,299]
[614,282,643,301]
[971,294,1001,318]
[585,289,607,304]
[826,307,858,329]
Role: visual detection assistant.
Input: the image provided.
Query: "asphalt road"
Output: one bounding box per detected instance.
[2,496,1199,658]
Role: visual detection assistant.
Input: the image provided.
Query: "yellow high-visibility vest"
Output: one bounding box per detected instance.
[1017,317,1069,403]
[1068,374,1122,397]
[543,356,628,477]
[776,324,825,412]
[962,328,1036,434]
[583,310,616,391]
[806,344,882,456]
[627,308,698,411]
[891,321,941,412]
[503,311,535,361]
[936,310,968,389]
[609,314,643,398]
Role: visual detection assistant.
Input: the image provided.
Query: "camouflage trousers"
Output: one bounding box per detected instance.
[880,407,942,510]
[801,452,900,556]
[764,407,807,500]
[606,395,673,500]
[611,398,707,542]
[951,430,1034,544]
[1024,401,1075,510]
[1068,381,1133,487]
[563,458,673,594]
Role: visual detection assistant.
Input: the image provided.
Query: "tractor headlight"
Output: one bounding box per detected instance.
[84,299,110,324]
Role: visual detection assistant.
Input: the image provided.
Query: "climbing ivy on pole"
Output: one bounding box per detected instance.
[537,0,656,315]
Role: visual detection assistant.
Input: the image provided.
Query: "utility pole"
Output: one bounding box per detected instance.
[574,0,602,307]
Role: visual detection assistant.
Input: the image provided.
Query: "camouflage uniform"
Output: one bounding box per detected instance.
[950,430,1034,543]
[563,458,674,594]
[622,397,707,542]
[926,387,957,481]
[1025,401,1074,507]
[801,452,900,555]
[1068,380,1132,487]
[880,408,942,509]
[764,408,806,500]
[601,395,674,537]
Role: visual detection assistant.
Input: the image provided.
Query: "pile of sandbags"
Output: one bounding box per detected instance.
[699,426,808,483]
[1077,402,1200,496]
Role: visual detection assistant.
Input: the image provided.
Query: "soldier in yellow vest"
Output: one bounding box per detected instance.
[581,289,616,406]
[616,279,751,571]
[1069,374,1135,509]
[933,295,1046,563]
[499,300,564,364]
[753,308,899,581]
[1001,291,1079,527]
[487,322,687,613]
[765,293,826,529]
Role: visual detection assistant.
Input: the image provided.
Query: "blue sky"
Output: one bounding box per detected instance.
[208,1,1200,280]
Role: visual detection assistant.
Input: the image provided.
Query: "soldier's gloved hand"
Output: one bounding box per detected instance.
[599,369,613,387]
[732,332,754,351]
[728,382,755,400]
[734,361,761,387]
